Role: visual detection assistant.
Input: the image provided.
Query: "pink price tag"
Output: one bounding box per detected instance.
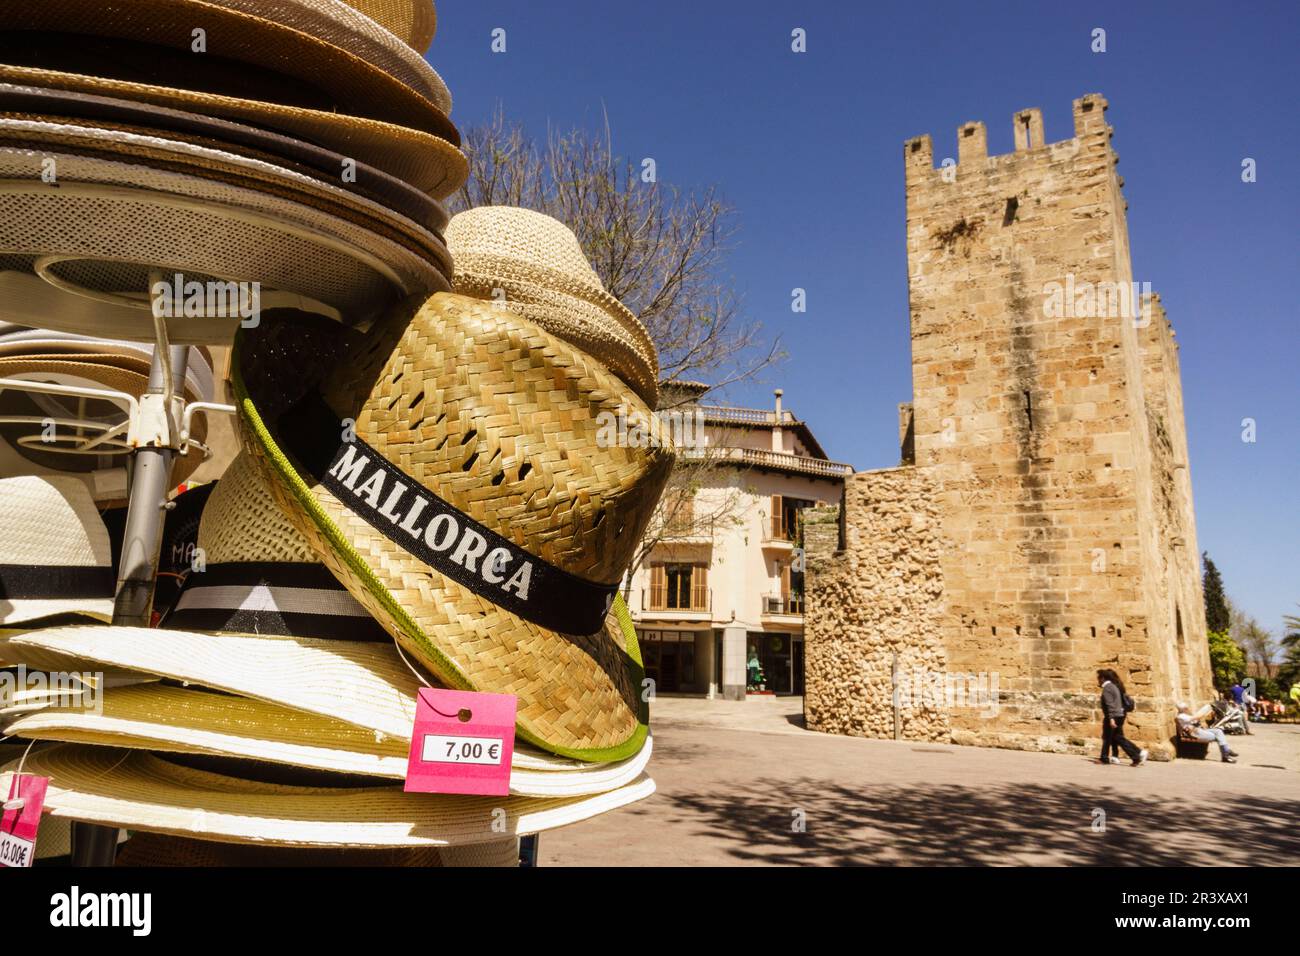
[0,774,48,868]
[405,688,516,796]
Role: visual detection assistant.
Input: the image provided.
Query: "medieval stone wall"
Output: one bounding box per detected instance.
[805,94,1212,758]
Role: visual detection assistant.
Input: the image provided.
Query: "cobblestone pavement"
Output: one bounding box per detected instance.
[541,696,1299,866]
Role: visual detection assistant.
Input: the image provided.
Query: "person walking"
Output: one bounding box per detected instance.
[1097,669,1148,766]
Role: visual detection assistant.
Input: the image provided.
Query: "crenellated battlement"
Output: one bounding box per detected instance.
[904,93,1112,182]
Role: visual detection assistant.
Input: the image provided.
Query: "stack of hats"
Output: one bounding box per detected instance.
[0,0,462,342]
[2,204,675,863]
[0,0,677,866]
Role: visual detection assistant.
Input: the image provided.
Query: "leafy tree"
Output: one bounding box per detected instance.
[1202,552,1230,634]
[1278,606,1300,691]
[1206,629,1246,692]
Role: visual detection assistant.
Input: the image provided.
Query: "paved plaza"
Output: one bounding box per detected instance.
[541,697,1300,866]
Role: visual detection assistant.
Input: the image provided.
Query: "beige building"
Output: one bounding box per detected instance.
[628,386,852,700]
[805,94,1213,758]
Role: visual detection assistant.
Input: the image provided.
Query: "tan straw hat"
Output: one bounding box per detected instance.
[0,149,450,342]
[0,475,115,627]
[0,66,466,197]
[202,0,451,112]
[0,118,453,275]
[447,206,660,406]
[0,744,655,848]
[3,0,457,143]
[342,0,438,53]
[115,831,445,866]
[233,294,674,761]
[8,453,649,780]
[0,85,452,230]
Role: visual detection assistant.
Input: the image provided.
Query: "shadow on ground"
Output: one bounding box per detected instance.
[665,779,1299,865]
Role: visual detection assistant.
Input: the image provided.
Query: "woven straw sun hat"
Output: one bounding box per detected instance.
[447,206,660,407]
[3,0,457,144]
[0,148,449,343]
[0,84,452,229]
[0,67,466,197]
[8,453,650,786]
[0,118,454,274]
[232,293,674,762]
[342,0,438,53]
[3,683,655,796]
[0,744,655,849]
[200,0,451,113]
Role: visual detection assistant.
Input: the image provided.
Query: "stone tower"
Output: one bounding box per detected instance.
[804,94,1213,757]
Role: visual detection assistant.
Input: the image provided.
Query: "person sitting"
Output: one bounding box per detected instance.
[1176,702,1239,763]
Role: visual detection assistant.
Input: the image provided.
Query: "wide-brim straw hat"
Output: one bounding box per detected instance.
[5,0,457,144]
[0,83,453,229]
[4,683,655,796]
[0,65,464,197]
[0,475,115,626]
[204,0,450,112]
[233,294,674,761]
[6,452,646,776]
[1,744,655,848]
[447,206,660,407]
[0,150,450,343]
[0,118,454,274]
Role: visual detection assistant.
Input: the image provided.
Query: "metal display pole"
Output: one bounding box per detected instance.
[70,341,191,867]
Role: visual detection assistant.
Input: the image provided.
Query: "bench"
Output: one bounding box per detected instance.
[1175,737,1210,759]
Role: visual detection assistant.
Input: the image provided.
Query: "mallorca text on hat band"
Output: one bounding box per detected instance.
[280,396,619,637]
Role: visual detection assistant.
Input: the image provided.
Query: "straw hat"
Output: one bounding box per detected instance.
[447,207,660,406]
[233,294,674,761]
[0,744,655,848]
[4,684,655,796]
[0,149,450,342]
[0,475,115,626]
[7,453,652,785]
[0,83,453,229]
[0,118,454,274]
[0,65,465,196]
[342,0,438,53]
[204,0,450,112]
[5,0,457,143]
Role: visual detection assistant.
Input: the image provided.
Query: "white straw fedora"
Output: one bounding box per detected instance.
[0,66,466,197]
[0,744,655,848]
[0,149,449,342]
[0,475,115,627]
[447,206,660,406]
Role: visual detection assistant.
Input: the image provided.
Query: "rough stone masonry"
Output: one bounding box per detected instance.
[805,94,1213,759]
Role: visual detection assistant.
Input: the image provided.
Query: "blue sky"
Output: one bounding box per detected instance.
[431,1,1298,636]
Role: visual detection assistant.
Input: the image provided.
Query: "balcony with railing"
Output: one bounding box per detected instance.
[761,593,805,619]
[643,585,712,618]
[678,445,853,479]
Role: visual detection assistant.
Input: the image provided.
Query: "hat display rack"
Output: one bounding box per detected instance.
[0,273,233,866]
